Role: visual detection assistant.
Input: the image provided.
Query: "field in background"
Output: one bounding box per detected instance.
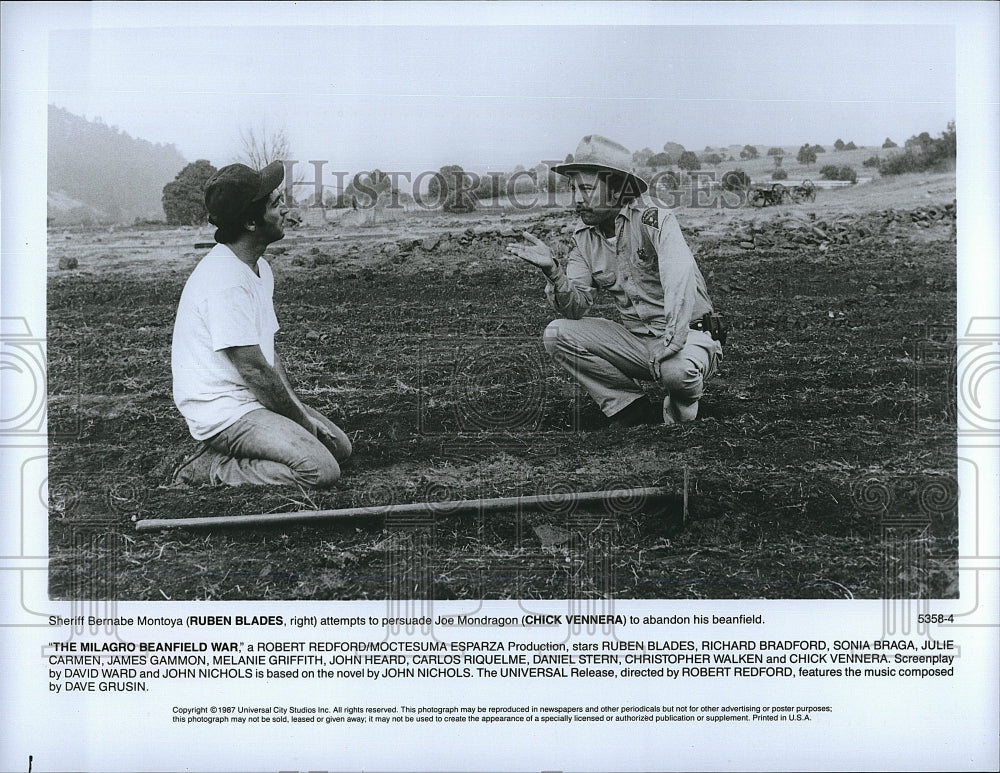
[705,145,885,184]
[46,172,958,601]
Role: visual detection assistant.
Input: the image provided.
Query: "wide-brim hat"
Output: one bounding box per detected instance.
[553,135,648,194]
[204,160,285,226]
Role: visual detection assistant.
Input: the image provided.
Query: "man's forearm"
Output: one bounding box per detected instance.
[239,358,310,426]
[273,353,301,401]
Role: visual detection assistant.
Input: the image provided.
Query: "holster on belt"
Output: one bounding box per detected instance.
[691,312,728,345]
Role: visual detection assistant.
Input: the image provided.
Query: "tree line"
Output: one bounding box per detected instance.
[160,123,957,224]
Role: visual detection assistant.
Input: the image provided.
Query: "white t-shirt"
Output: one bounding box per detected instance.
[171,244,280,440]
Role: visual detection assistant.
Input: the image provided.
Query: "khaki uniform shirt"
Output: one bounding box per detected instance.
[545,198,714,367]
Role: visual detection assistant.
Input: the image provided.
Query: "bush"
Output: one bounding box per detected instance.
[880,122,956,175]
[882,138,898,149]
[796,144,817,165]
[819,165,857,183]
[162,159,218,225]
[771,168,788,181]
[426,164,477,211]
[677,151,701,171]
[650,171,679,195]
[905,132,934,150]
[325,191,348,208]
[862,155,881,168]
[721,169,751,192]
[701,153,723,166]
[632,148,654,167]
[766,147,784,157]
[444,190,476,213]
[344,169,396,208]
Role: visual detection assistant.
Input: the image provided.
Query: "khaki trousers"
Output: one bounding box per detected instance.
[543,317,723,417]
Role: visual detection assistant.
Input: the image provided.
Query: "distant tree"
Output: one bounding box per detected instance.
[881,122,955,175]
[534,162,565,192]
[426,164,476,211]
[236,121,291,168]
[720,169,751,192]
[882,138,898,149]
[473,171,502,201]
[739,144,759,160]
[937,121,956,158]
[845,141,858,150]
[677,151,701,171]
[564,153,574,164]
[766,147,784,157]
[833,139,846,151]
[662,141,686,160]
[324,190,346,208]
[905,131,934,151]
[796,144,817,166]
[652,170,679,192]
[647,152,673,167]
[162,160,218,225]
[812,144,826,154]
[702,153,723,166]
[632,147,654,166]
[344,169,396,207]
[550,162,571,192]
[862,155,881,168]
[509,171,538,196]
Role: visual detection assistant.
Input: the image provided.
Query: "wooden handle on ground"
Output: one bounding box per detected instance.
[135,486,674,532]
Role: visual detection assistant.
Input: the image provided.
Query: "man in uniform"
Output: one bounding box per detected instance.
[170,161,352,486]
[507,135,723,426]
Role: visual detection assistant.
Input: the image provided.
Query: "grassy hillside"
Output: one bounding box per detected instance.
[48,105,187,225]
[651,145,887,187]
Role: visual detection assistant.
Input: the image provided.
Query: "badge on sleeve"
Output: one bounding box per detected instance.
[641,208,659,229]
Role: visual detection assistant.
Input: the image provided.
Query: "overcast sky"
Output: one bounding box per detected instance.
[42,3,962,180]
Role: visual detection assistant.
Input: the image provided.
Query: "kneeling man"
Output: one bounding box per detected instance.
[171,161,351,486]
[508,135,723,426]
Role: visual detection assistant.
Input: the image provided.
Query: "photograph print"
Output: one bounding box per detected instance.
[43,15,962,602]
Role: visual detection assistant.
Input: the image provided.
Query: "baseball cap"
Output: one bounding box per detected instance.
[204,160,285,226]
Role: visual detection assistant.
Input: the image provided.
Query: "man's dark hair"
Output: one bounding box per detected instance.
[213,197,270,244]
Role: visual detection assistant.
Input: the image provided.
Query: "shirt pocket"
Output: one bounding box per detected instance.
[592,270,618,289]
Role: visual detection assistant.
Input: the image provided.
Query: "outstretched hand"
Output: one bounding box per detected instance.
[506,232,556,275]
